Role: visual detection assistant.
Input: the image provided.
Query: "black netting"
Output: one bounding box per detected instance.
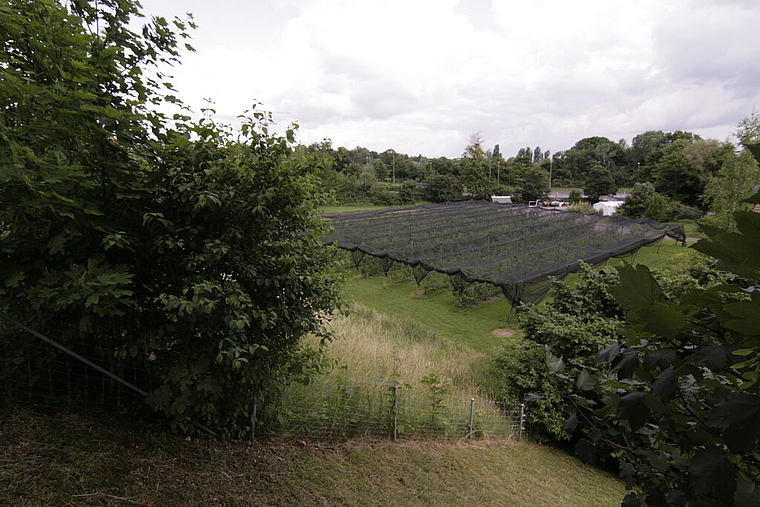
[411,264,431,284]
[324,201,686,306]
[380,256,394,275]
[448,272,473,294]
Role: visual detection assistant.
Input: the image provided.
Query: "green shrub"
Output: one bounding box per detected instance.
[494,264,622,441]
[0,0,341,438]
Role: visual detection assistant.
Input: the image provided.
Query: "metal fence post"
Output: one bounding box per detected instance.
[519,403,526,440]
[250,400,257,443]
[468,397,475,438]
[392,385,399,442]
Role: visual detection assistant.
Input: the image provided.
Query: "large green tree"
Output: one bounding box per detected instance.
[518,166,549,202]
[703,150,760,229]
[0,0,341,437]
[617,182,674,222]
[653,152,704,207]
[583,164,617,203]
[630,130,668,166]
[556,136,627,187]
[460,133,494,200]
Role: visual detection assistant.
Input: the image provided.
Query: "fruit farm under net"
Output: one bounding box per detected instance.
[323,201,686,305]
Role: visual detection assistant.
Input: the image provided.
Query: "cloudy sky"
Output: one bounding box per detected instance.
[137,0,760,158]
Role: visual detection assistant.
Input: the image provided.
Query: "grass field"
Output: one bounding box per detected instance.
[321,204,396,214]
[316,303,488,391]
[344,274,517,355]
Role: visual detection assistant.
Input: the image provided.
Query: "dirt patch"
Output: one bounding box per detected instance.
[491,328,515,338]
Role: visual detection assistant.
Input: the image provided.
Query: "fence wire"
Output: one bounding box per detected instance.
[2,314,526,442]
[0,315,156,416]
[267,378,525,441]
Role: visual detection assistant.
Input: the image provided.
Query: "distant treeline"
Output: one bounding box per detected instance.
[303,123,760,226]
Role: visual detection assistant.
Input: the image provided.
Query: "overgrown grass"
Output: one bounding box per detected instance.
[276,305,515,440]
[0,405,625,506]
[318,304,484,392]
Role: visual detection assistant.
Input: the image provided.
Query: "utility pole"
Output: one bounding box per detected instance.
[549,158,553,190]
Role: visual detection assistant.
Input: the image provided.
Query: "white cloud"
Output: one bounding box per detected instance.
[138,0,760,157]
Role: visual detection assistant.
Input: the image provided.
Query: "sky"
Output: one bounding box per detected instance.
[136,0,760,159]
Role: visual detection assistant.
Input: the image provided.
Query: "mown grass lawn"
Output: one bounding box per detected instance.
[344,274,518,356]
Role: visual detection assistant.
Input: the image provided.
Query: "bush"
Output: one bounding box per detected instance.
[493,341,573,442]
[495,264,622,440]
[0,0,341,438]
[617,181,702,221]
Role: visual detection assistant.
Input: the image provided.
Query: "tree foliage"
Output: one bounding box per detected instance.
[495,264,623,441]
[617,182,701,222]
[653,152,704,207]
[703,150,760,230]
[513,202,760,506]
[583,164,617,203]
[0,0,341,437]
[518,166,549,202]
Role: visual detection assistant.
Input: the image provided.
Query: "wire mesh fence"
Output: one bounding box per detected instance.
[266,377,525,441]
[0,314,157,418]
[2,313,526,442]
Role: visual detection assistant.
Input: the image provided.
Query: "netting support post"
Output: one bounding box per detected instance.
[656,235,665,254]
[468,397,475,438]
[507,303,514,322]
[519,404,526,440]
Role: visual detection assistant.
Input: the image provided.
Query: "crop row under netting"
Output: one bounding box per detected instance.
[322,201,686,306]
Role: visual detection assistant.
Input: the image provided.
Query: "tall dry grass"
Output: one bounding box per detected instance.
[277,304,520,440]
[314,303,488,397]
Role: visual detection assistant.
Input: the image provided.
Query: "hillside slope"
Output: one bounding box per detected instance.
[1,406,624,506]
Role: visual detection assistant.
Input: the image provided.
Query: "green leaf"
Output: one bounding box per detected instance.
[546,349,565,373]
[734,477,760,507]
[576,370,597,391]
[596,343,622,365]
[724,299,760,336]
[5,270,25,287]
[621,493,641,507]
[619,462,636,489]
[647,452,669,473]
[563,413,578,433]
[666,490,687,507]
[688,444,736,502]
[611,349,639,379]
[617,392,650,431]
[612,264,662,310]
[651,366,677,403]
[707,393,760,455]
[631,302,685,339]
[643,488,668,507]
[697,344,740,372]
[643,349,676,371]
